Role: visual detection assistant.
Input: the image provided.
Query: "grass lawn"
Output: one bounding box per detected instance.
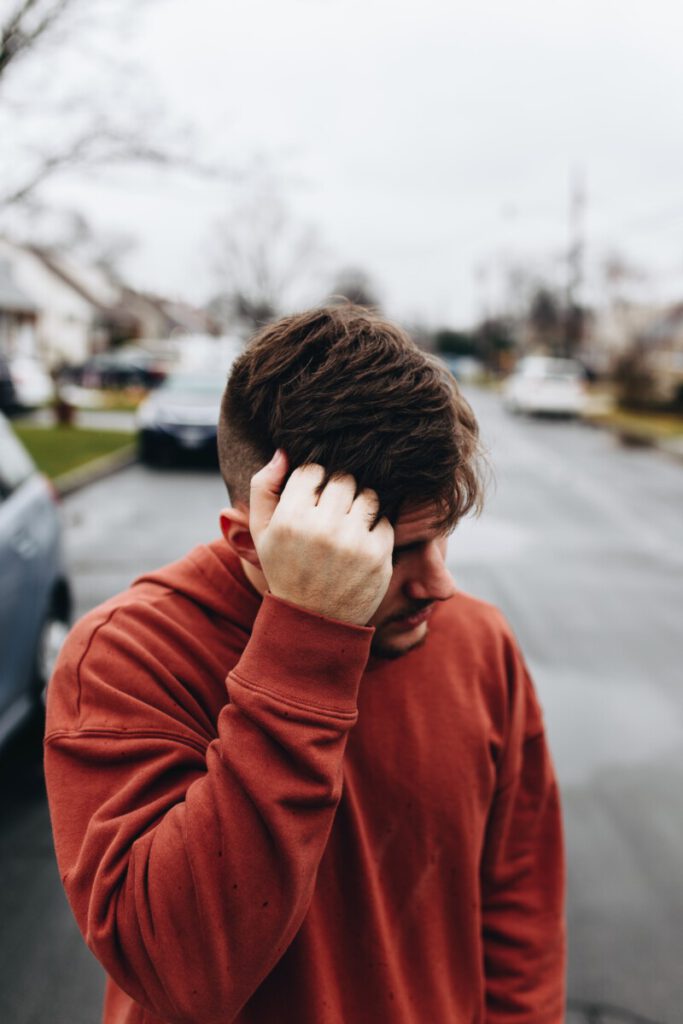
[14,424,135,480]
[589,407,683,440]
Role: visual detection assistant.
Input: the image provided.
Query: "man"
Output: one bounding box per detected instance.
[45,305,565,1024]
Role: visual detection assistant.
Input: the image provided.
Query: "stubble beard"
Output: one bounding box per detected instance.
[370,619,431,660]
[371,632,429,659]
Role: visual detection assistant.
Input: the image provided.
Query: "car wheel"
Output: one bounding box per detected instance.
[138,435,159,465]
[35,603,70,705]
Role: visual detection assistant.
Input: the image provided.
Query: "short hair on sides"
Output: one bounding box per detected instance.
[217,305,485,530]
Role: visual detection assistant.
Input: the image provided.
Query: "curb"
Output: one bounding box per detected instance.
[54,445,138,498]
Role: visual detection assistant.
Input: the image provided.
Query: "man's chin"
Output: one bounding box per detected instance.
[370,620,430,659]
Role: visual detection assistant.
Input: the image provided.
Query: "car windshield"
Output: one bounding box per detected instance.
[519,358,582,380]
[161,375,225,396]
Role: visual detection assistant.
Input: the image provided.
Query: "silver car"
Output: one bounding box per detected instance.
[0,413,71,746]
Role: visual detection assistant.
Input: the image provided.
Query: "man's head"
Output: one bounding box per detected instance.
[217,304,485,655]
[218,305,482,524]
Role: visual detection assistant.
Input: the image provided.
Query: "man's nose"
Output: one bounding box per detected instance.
[403,544,456,603]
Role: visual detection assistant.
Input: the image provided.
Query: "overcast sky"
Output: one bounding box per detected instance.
[41,0,683,326]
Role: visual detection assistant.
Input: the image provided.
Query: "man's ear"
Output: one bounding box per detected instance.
[219,506,261,567]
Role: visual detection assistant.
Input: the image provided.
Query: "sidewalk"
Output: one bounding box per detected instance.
[53,443,137,498]
[27,407,137,432]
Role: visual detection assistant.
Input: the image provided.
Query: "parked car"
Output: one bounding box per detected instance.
[0,413,72,747]
[502,356,587,416]
[8,356,53,410]
[136,371,227,464]
[0,355,53,413]
[0,355,17,413]
[63,347,168,391]
[441,355,485,383]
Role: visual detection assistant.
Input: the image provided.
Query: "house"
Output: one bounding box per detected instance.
[0,258,38,358]
[0,239,218,370]
[586,301,664,375]
[636,304,683,406]
[119,288,219,340]
[0,238,124,368]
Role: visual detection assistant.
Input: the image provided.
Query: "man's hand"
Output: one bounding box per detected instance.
[249,450,394,626]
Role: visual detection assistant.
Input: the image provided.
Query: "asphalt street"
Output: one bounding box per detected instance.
[1,388,682,1024]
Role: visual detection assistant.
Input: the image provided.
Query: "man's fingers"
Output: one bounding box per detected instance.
[276,463,326,512]
[349,487,381,526]
[249,449,289,538]
[316,474,356,515]
[371,515,394,550]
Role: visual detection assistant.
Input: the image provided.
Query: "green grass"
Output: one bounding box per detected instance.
[51,387,146,412]
[589,408,683,440]
[14,425,135,480]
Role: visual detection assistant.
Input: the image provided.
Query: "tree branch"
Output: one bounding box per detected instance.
[0,124,235,209]
[0,0,73,80]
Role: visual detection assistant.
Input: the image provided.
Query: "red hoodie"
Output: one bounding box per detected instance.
[45,541,565,1024]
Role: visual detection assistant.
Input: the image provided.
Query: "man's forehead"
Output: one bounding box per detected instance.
[392,503,446,543]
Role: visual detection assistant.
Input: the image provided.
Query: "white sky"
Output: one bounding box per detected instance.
[40,0,683,325]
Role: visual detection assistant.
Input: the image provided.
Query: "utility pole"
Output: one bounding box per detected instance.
[565,168,586,357]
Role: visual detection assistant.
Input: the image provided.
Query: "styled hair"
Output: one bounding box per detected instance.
[218,305,484,530]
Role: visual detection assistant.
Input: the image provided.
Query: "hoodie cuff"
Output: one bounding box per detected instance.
[232,593,374,712]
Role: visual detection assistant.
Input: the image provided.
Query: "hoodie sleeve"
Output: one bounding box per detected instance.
[479,635,566,1023]
[44,593,372,1024]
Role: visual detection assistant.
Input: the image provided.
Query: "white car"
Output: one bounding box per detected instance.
[9,356,54,409]
[502,356,586,417]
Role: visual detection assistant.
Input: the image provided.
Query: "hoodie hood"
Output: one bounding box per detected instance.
[132,540,262,633]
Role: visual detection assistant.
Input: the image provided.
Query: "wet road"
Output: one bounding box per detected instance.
[1,389,682,1023]
[454,391,683,1024]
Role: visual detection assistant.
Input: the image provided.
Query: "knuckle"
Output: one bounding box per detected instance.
[359,486,380,505]
[335,471,357,488]
[300,462,325,479]
[324,473,355,498]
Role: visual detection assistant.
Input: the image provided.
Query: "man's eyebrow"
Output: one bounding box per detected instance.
[392,538,429,553]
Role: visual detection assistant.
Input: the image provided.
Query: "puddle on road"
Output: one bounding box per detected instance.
[534,667,683,787]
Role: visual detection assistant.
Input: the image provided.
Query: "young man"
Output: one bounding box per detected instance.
[45,306,565,1024]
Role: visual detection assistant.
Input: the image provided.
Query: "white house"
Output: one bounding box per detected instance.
[0,258,38,358]
[0,238,106,367]
[0,238,220,370]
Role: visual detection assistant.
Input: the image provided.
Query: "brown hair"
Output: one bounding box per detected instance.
[218,305,484,529]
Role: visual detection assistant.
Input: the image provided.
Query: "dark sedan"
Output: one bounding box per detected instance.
[136,372,226,465]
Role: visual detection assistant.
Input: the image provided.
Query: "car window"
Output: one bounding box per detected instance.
[518,358,582,380]
[162,375,225,395]
[0,416,35,500]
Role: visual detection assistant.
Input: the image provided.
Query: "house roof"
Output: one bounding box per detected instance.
[129,289,219,335]
[27,246,120,313]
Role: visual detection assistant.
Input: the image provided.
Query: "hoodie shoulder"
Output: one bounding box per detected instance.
[46,544,257,736]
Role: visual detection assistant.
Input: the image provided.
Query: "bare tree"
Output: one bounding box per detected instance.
[209,188,327,332]
[0,0,72,79]
[0,0,219,219]
[327,266,381,311]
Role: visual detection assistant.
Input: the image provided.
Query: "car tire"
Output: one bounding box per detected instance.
[35,596,71,705]
[138,435,159,465]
